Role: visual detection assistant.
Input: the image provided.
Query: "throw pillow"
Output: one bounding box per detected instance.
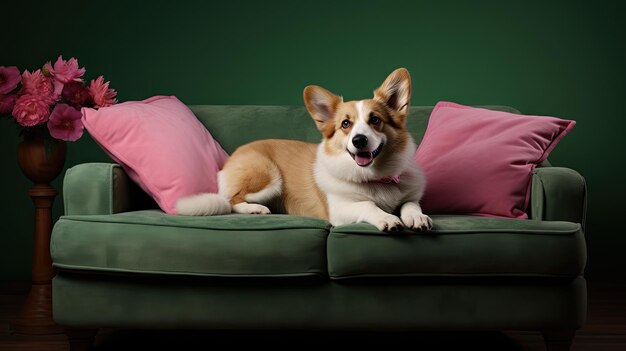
[82,95,229,214]
[414,101,575,219]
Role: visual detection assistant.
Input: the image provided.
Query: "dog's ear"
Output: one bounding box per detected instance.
[374,68,411,119]
[303,85,342,135]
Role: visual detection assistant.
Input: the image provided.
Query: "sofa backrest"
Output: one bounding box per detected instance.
[188,105,520,154]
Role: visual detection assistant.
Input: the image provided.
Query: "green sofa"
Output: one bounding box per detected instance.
[50,105,587,350]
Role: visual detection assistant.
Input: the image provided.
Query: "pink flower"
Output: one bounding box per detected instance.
[51,80,64,98]
[43,56,86,84]
[89,76,117,108]
[47,103,84,141]
[12,95,50,126]
[0,66,21,94]
[0,94,16,115]
[62,81,93,108]
[21,70,57,104]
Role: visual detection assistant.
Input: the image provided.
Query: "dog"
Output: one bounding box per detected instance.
[176,68,432,232]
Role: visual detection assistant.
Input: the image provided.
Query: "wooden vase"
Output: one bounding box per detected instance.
[11,135,66,335]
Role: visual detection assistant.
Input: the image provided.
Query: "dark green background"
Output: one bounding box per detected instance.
[1,0,624,281]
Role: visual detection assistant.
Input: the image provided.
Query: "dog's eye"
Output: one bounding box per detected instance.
[341,119,352,129]
[369,115,381,125]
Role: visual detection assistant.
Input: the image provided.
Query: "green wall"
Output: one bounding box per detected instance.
[1,0,624,281]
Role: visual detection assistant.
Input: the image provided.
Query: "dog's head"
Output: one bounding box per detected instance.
[303,68,414,180]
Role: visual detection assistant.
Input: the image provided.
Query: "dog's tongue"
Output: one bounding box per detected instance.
[355,152,373,166]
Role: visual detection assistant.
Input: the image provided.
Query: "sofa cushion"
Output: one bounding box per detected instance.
[328,215,585,279]
[51,210,330,279]
[414,102,575,219]
[188,105,520,154]
[82,96,229,215]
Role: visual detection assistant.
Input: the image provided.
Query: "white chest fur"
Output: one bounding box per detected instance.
[314,144,426,225]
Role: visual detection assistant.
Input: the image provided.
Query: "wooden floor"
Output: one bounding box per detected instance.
[0,281,624,350]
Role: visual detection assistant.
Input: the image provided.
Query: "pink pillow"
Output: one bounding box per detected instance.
[414,101,575,219]
[82,96,229,214]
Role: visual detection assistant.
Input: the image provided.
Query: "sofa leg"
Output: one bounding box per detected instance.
[65,328,98,351]
[542,330,576,351]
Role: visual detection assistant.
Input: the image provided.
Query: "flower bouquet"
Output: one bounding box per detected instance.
[0,56,117,142]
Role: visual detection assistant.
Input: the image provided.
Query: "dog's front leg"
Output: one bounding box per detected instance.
[329,197,403,232]
[400,202,432,231]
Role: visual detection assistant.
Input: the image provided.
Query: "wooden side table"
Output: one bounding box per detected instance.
[11,136,66,335]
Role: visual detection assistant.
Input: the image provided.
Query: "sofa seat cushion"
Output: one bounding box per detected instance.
[51,210,330,278]
[328,215,585,280]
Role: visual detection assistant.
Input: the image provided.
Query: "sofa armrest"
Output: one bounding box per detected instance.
[63,163,155,215]
[530,167,587,228]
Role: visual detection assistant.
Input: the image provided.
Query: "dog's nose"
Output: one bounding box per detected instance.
[352,134,368,149]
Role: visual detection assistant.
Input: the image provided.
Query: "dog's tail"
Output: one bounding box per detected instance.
[175,193,232,216]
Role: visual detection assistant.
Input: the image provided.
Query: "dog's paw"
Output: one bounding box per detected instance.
[401,211,433,231]
[232,203,271,215]
[372,214,404,233]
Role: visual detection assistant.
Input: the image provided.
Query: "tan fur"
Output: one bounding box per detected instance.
[222,148,277,205]
[322,102,357,156]
[303,85,342,138]
[225,69,412,222]
[184,68,431,231]
[318,98,410,169]
[221,139,329,219]
[373,67,411,127]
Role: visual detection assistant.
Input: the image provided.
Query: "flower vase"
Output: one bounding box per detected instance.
[11,135,66,335]
[17,135,67,185]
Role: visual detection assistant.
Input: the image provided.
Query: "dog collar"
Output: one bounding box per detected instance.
[368,176,400,184]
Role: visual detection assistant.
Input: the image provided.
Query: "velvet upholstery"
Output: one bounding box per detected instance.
[51,104,587,340]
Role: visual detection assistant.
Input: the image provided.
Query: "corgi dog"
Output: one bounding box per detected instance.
[176,68,432,232]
